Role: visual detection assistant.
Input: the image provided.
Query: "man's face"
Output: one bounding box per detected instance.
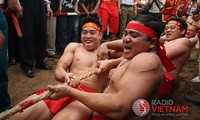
[81,26,102,51]
[165,22,184,41]
[122,28,151,59]
[192,14,200,22]
[185,26,197,38]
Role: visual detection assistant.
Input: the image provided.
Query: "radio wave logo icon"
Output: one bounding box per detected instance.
[132,99,150,117]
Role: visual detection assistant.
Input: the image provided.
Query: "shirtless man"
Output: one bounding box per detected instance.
[159,17,195,98]
[185,24,199,48]
[48,15,165,120]
[97,17,196,99]
[8,17,119,120]
[163,17,195,79]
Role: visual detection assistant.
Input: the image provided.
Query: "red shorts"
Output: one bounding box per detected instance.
[35,84,93,116]
[159,72,175,99]
[98,2,119,33]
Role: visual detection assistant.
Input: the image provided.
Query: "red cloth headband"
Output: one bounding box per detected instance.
[126,22,158,39]
[126,22,176,72]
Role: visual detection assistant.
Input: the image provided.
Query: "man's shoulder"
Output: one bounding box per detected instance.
[166,37,191,49]
[174,37,191,46]
[68,42,81,47]
[66,42,82,51]
[133,52,159,60]
[129,52,161,69]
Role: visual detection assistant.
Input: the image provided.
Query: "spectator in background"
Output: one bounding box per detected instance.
[0,0,22,112]
[118,0,136,39]
[98,0,119,40]
[177,0,188,20]
[18,0,52,78]
[6,17,20,65]
[74,0,100,42]
[161,0,179,23]
[135,0,148,15]
[186,10,200,27]
[148,0,164,22]
[187,0,198,17]
[56,0,78,53]
[46,0,61,58]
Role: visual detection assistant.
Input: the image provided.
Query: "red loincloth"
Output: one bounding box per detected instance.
[35,84,94,116]
[159,72,175,99]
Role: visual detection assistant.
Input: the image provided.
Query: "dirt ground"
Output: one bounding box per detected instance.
[7,48,200,120]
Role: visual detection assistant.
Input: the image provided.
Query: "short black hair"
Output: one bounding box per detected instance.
[192,10,199,15]
[132,15,165,38]
[81,17,102,31]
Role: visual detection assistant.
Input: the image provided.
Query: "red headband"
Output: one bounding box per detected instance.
[82,22,100,31]
[126,22,176,72]
[168,20,184,29]
[126,22,158,39]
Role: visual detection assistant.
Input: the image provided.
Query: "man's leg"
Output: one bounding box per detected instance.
[52,100,93,120]
[119,6,128,39]
[9,94,53,120]
[46,17,57,56]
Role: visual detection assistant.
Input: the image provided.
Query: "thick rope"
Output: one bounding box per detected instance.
[0,69,97,120]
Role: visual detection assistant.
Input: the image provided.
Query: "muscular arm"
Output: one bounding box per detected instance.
[105,39,123,51]
[189,36,198,48]
[49,53,163,119]
[55,43,80,82]
[165,38,191,60]
[97,40,123,60]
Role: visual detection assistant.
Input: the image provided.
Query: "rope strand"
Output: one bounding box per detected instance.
[0,69,97,120]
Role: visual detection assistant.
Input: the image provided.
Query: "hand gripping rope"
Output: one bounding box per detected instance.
[0,69,97,120]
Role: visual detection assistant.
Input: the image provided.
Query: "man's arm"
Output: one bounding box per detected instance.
[118,0,121,14]
[7,0,23,18]
[90,0,100,14]
[79,2,90,16]
[165,38,191,59]
[74,0,80,14]
[96,57,123,73]
[189,36,198,48]
[49,53,163,119]
[46,2,53,18]
[55,43,79,82]
[97,40,123,60]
